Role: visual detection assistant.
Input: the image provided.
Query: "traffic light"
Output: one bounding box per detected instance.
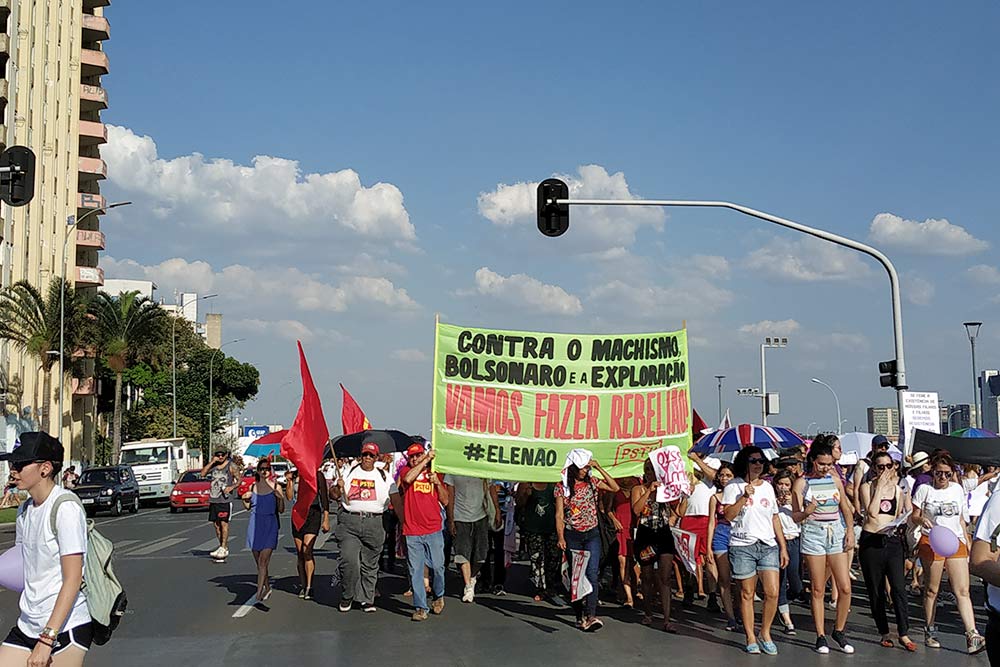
[0,146,36,207]
[536,178,569,237]
[878,359,898,388]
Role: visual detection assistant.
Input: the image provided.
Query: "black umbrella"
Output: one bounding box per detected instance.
[911,428,1000,466]
[327,430,415,459]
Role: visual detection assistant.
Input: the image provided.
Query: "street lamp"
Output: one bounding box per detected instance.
[714,375,726,423]
[811,377,843,435]
[207,338,244,453]
[760,337,788,426]
[946,407,963,432]
[537,186,909,446]
[57,201,131,457]
[807,421,817,436]
[964,322,983,429]
[172,293,218,437]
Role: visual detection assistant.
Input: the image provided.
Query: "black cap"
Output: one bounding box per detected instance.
[1,432,63,464]
[871,434,889,448]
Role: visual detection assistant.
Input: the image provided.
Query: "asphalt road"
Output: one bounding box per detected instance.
[0,507,992,666]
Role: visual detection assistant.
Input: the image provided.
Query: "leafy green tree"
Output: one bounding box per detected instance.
[0,280,89,431]
[90,291,167,462]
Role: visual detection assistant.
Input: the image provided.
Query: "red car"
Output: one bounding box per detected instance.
[169,470,211,512]
[237,469,256,498]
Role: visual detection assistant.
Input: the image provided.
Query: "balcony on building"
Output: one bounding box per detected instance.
[82,14,110,42]
[78,120,107,147]
[0,0,10,20]
[83,0,111,11]
[0,33,8,56]
[80,49,109,77]
[80,84,108,112]
[71,377,97,396]
[76,229,106,250]
[75,266,104,287]
[78,156,107,180]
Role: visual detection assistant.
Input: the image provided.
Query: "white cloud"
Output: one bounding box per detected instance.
[391,348,428,362]
[102,256,418,313]
[230,318,332,343]
[968,264,1000,286]
[477,164,666,251]
[744,236,872,282]
[738,319,801,337]
[473,268,583,316]
[869,213,988,255]
[902,273,934,306]
[102,125,415,244]
[691,255,731,279]
[587,277,734,320]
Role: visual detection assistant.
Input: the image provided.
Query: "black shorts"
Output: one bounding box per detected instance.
[292,506,322,540]
[3,623,93,655]
[634,524,676,565]
[209,502,232,523]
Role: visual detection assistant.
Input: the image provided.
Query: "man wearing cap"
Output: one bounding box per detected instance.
[333,441,403,612]
[399,442,449,621]
[200,449,241,561]
[853,435,892,514]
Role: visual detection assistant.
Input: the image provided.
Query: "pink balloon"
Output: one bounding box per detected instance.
[0,546,23,592]
[928,525,959,559]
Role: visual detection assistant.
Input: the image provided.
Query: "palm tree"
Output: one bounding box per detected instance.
[0,280,87,432]
[91,290,167,462]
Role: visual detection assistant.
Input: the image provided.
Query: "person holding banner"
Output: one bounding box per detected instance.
[631,459,681,632]
[398,443,449,622]
[910,452,985,653]
[857,450,915,652]
[723,446,789,656]
[792,441,856,655]
[555,449,619,632]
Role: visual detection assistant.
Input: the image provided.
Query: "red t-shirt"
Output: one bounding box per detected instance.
[399,466,444,537]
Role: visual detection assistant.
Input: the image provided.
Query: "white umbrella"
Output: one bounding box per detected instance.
[837,432,880,458]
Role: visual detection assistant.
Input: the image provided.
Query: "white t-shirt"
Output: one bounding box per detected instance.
[340,465,398,514]
[778,504,801,539]
[15,487,90,636]
[913,482,968,542]
[722,478,778,547]
[974,490,1000,613]
[685,479,714,517]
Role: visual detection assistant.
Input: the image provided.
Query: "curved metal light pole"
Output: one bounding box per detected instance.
[811,377,842,435]
[58,201,130,457]
[544,193,908,443]
[964,322,983,429]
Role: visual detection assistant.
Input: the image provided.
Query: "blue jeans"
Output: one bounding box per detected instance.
[405,531,446,611]
[778,536,802,608]
[565,527,601,620]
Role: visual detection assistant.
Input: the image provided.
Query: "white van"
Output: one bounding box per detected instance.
[120,437,201,502]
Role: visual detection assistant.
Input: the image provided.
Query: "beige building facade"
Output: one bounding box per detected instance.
[0,0,111,462]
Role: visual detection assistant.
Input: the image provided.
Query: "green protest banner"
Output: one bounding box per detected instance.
[431,321,691,481]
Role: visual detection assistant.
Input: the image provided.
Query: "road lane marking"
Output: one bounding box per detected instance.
[95,507,168,526]
[117,508,249,558]
[314,530,333,551]
[115,540,140,550]
[232,594,258,618]
[193,538,221,553]
[127,537,186,556]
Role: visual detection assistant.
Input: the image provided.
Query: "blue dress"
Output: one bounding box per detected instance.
[247,490,279,551]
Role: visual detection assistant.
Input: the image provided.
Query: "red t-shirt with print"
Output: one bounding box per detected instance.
[399,466,445,536]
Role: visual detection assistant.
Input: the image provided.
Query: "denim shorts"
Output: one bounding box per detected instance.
[728,541,780,580]
[800,519,846,556]
[711,523,731,555]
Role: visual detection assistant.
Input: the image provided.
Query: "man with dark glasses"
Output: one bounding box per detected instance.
[200,449,241,562]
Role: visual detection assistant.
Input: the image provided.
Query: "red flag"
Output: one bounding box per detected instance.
[340,383,372,434]
[281,342,330,531]
[692,409,709,437]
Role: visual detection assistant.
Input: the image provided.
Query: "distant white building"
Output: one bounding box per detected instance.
[982,370,1000,433]
[102,279,157,300]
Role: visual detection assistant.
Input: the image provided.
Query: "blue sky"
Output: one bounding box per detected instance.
[98,2,1000,435]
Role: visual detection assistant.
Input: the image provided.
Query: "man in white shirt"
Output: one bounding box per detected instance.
[970,487,1000,662]
[333,442,402,613]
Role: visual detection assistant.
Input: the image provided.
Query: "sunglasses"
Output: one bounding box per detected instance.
[748,458,765,465]
[258,466,271,471]
[933,470,952,478]
[875,463,894,471]
[360,452,377,459]
[11,460,42,473]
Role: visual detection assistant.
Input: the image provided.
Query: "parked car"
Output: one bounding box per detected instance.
[169,471,211,513]
[237,469,256,497]
[72,465,140,517]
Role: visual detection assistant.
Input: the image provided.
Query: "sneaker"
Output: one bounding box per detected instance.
[815,636,830,655]
[925,626,941,649]
[411,609,429,622]
[431,597,445,615]
[462,583,475,603]
[338,599,353,613]
[725,618,739,632]
[783,622,797,636]
[831,629,855,654]
[491,585,506,596]
[220,547,229,559]
[209,546,223,559]
[362,602,377,613]
[967,630,986,655]
[303,587,312,601]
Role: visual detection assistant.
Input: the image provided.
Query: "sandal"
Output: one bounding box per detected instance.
[663,622,678,634]
[899,638,918,653]
[583,617,604,632]
[641,615,654,626]
[880,637,894,649]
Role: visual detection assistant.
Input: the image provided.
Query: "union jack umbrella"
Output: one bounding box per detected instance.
[692,423,805,457]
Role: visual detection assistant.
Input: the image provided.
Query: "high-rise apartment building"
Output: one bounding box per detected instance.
[940,403,976,433]
[0,1,112,463]
[867,406,899,437]
[981,370,1000,434]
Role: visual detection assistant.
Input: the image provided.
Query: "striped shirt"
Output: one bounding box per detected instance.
[805,475,841,522]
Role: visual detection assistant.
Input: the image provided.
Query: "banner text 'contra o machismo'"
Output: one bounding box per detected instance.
[432,322,691,481]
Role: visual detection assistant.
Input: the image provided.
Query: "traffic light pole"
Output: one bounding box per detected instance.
[545,195,908,446]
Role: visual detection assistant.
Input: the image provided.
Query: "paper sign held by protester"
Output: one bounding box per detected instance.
[876,510,912,535]
[650,446,691,503]
[671,527,699,574]
[560,550,593,602]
